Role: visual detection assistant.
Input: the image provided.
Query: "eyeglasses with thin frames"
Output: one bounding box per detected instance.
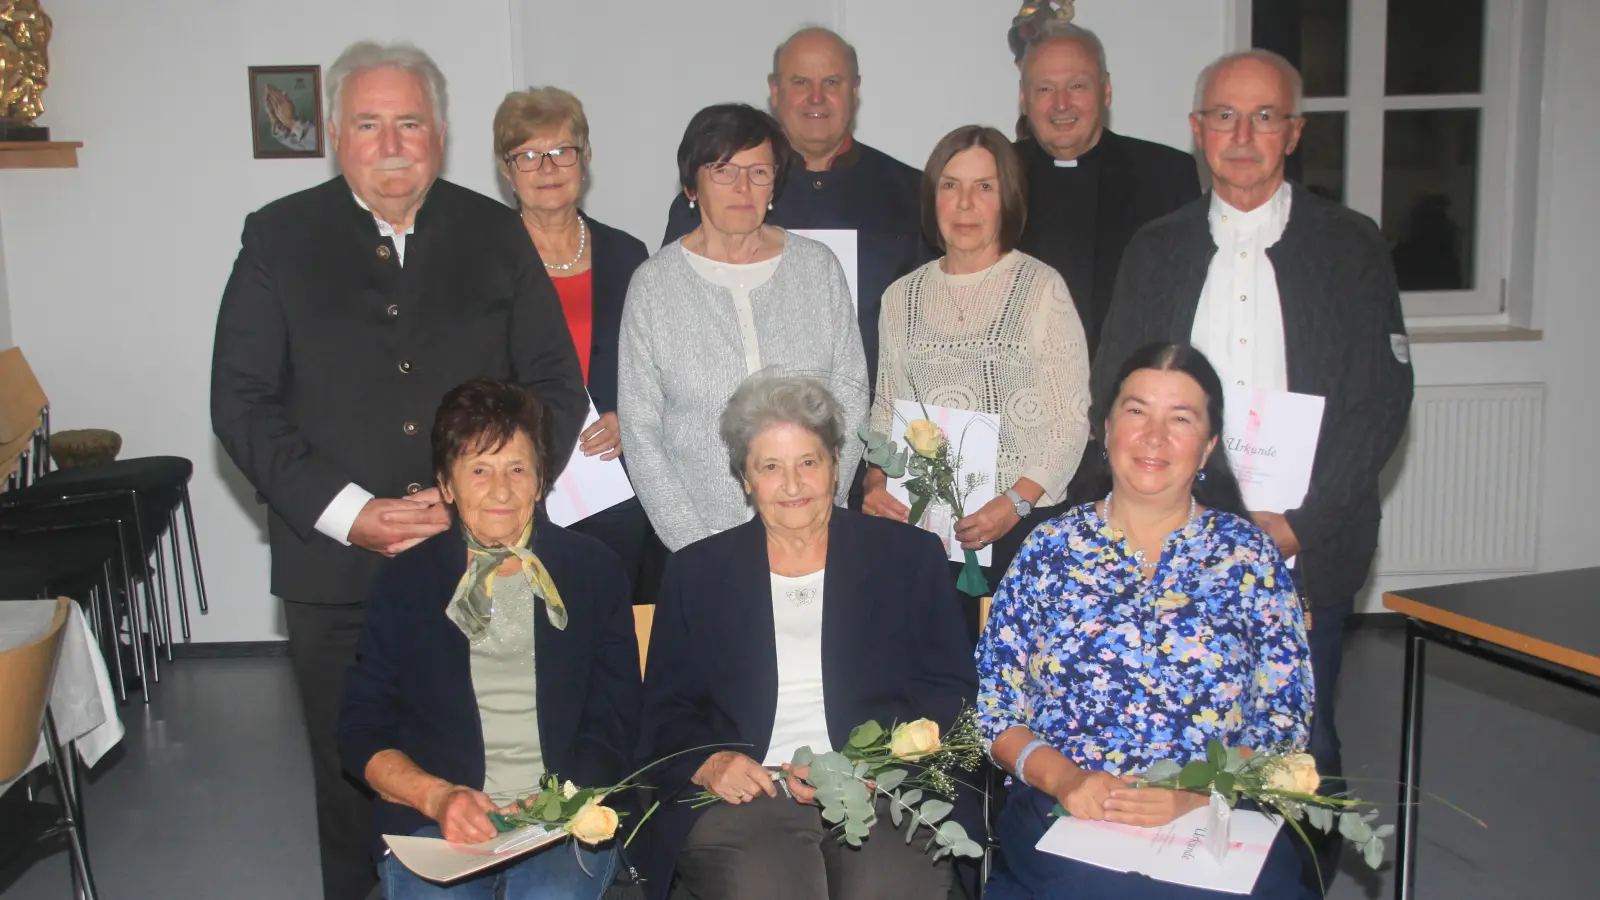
[1195,107,1301,134]
[504,146,582,172]
[702,161,777,186]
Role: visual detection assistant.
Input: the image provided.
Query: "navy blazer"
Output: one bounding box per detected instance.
[633,510,978,899]
[338,519,641,863]
[579,212,649,416]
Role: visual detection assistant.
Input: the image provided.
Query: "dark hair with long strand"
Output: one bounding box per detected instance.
[1085,342,1249,517]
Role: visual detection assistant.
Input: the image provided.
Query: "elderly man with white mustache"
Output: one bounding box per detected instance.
[211,40,587,900]
[1092,49,1414,893]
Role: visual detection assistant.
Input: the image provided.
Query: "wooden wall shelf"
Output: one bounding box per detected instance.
[0,141,82,169]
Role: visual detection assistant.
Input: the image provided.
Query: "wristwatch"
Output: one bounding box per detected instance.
[1005,488,1033,518]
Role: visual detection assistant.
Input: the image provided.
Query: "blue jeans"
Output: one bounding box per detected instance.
[380,825,618,900]
[987,786,1316,900]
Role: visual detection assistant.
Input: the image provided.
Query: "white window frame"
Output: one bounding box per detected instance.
[1231,0,1545,324]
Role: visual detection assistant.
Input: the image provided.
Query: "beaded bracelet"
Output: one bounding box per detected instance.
[1014,739,1049,787]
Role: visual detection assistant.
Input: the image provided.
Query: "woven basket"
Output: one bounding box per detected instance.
[49,428,123,469]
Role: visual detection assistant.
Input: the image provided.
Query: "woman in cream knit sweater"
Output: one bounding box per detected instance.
[864,125,1089,595]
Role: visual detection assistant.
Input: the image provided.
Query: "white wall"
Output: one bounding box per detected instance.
[0,0,516,642]
[0,0,1591,640]
[519,0,1230,250]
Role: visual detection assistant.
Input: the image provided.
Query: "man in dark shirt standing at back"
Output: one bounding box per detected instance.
[1011,17,1202,356]
[662,26,926,393]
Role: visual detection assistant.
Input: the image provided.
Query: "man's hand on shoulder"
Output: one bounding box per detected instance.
[349,490,450,556]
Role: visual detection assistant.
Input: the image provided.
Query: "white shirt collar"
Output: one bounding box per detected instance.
[350,191,415,239]
[1209,180,1292,241]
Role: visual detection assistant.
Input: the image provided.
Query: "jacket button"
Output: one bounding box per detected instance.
[398,360,412,374]
[402,421,418,436]
[406,482,422,494]
[377,245,392,259]
[386,304,399,318]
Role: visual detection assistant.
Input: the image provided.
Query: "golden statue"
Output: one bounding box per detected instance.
[0,0,51,125]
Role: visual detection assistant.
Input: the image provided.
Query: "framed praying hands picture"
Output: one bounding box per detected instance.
[248,65,324,159]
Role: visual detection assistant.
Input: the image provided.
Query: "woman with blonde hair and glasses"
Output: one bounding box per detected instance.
[493,86,657,595]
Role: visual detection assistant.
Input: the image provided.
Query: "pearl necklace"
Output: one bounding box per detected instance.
[1104,491,1196,571]
[533,215,587,271]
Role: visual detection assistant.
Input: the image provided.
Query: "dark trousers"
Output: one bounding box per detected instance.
[568,497,661,604]
[676,792,952,900]
[1297,593,1352,891]
[988,785,1317,899]
[283,600,378,900]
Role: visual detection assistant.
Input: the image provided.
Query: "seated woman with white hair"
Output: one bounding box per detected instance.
[634,373,978,900]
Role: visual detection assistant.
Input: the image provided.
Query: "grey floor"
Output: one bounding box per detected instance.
[4,624,1597,900]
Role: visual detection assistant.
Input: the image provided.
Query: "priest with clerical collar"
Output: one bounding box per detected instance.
[661,26,927,390]
[1011,20,1201,356]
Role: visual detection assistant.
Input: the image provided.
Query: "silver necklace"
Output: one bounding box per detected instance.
[940,253,1001,323]
[533,215,587,271]
[1104,491,1197,571]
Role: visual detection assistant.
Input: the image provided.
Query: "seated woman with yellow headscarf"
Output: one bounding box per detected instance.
[339,377,641,900]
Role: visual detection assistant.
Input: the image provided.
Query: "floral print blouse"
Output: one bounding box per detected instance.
[975,503,1313,775]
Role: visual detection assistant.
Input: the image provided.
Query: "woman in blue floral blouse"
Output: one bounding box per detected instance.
[975,342,1316,899]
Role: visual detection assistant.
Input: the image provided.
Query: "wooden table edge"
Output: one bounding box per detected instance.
[1382,591,1600,679]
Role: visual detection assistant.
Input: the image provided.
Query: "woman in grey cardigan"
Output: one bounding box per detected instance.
[619,104,868,552]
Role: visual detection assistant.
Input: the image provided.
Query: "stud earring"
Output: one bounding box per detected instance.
[1197,469,1208,482]
[1102,447,1109,461]
[688,198,696,210]
[767,200,774,210]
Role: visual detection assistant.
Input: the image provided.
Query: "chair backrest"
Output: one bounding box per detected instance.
[0,347,48,446]
[0,596,71,783]
[633,604,654,677]
[979,595,992,632]
[0,429,30,489]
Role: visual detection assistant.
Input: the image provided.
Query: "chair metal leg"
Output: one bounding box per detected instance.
[128,489,171,663]
[44,711,99,900]
[114,521,151,703]
[1394,624,1427,900]
[153,532,174,662]
[179,485,209,615]
[168,508,192,641]
[100,562,127,703]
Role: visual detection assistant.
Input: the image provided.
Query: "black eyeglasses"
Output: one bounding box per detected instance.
[1195,107,1301,134]
[702,161,777,186]
[504,146,582,172]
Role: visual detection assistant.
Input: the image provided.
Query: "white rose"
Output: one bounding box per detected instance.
[890,719,942,761]
[1265,753,1321,795]
[565,798,619,845]
[561,780,578,800]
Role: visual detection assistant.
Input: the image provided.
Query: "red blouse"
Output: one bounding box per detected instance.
[552,269,594,385]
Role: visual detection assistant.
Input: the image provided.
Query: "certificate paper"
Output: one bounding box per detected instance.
[791,229,859,313]
[544,399,635,527]
[384,825,567,883]
[1034,804,1282,895]
[886,400,1000,566]
[1220,387,1326,514]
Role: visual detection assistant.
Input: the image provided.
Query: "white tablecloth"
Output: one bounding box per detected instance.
[1,598,125,791]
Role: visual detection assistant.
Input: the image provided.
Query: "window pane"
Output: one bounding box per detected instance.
[1293,112,1346,205]
[1386,0,1485,95]
[1383,109,1480,291]
[1253,0,1349,97]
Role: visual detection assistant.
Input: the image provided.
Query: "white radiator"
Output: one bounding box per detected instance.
[1375,383,1545,576]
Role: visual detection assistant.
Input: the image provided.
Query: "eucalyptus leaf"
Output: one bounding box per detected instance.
[875,768,908,792]
[933,846,952,861]
[858,427,888,449]
[905,813,918,844]
[1306,805,1334,833]
[845,819,871,839]
[889,797,904,828]
[821,804,846,824]
[854,762,870,779]
[921,799,953,824]
[791,746,815,767]
[1339,812,1373,843]
[1372,824,1395,839]
[845,832,863,848]
[1362,836,1386,869]
[902,789,923,807]
[939,821,969,843]
[955,839,985,859]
